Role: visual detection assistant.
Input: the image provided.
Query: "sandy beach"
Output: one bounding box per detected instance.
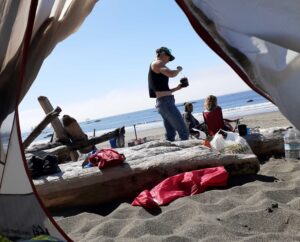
[53,111,300,242]
[99,111,293,148]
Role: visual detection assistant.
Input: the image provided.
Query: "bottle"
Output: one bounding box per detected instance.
[284,127,300,159]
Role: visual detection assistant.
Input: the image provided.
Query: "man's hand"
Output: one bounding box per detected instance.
[177,66,183,72]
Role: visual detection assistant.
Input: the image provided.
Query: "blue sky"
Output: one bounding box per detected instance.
[19,0,250,132]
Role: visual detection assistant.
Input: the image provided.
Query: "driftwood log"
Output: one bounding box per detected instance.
[38,96,78,161]
[22,106,62,149]
[33,140,259,209]
[69,126,125,150]
[25,142,63,153]
[26,127,125,162]
[244,127,287,157]
[62,114,94,154]
[38,96,69,143]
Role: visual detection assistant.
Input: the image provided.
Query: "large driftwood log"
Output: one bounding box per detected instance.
[245,127,287,157]
[25,142,63,153]
[34,140,259,209]
[68,126,125,150]
[38,96,78,161]
[23,106,62,149]
[25,145,72,163]
[62,114,94,153]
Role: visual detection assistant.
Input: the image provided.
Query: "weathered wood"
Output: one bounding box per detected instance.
[34,140,259,209]
[38,96,69,143]
[23,106,62,149]
[244,127,287,157]
[38,96,78,161]
[62,114,94,153]
[25,146,72,164]
[26,127,126,162]
[25,142,63,153]
[68,126,125,150]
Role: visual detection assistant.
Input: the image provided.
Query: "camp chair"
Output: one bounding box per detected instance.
[203,106,240,137]
[190,128,207,140]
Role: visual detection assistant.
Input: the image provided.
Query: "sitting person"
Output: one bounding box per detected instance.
[203,95,239,137]
[182,102,206,139]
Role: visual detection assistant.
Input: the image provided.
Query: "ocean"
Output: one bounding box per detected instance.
[23,90,278,142]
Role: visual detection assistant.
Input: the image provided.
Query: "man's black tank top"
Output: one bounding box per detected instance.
[148,64,170,98]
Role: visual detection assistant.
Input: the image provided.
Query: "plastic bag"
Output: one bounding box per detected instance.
[210,130,253,154]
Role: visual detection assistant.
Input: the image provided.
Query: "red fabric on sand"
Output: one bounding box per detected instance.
[132,166,228,208]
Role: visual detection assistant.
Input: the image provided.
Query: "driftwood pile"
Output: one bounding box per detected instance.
[24,96,125,163]
[34,139,260,209]
[30,108,289,209]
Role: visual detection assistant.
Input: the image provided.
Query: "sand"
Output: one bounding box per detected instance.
[99,111,293,148]
[53,111,300,242]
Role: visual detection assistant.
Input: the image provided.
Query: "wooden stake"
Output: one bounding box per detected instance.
[22,106,62,149]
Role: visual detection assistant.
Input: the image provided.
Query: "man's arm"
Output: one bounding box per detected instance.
[170,84,182,93]
[152,61,182,77]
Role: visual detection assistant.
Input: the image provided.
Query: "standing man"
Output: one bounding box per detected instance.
[148,47,189,141]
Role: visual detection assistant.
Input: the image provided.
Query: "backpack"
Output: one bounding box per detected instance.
[88,148,126,169]
[27,155,61,179]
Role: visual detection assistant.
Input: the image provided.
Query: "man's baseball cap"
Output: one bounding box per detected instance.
[156,47,175,61]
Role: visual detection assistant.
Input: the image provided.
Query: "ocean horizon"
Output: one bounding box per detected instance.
[22,90,278,143]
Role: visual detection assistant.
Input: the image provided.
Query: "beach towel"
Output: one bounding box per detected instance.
[131,166,228,208]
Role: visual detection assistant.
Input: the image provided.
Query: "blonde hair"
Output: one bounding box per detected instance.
[204,95,217,111]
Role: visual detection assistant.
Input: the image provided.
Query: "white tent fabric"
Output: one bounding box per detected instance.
[0,0,97,240]
[0,113,67,240]
[0,116,32,194]
[177,0,300,129]
[0,0,300,240]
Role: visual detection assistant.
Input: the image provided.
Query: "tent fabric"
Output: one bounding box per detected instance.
[132,166,228,208]
[0,0,299,239]
[0,115,67,240]
[176,0,300,130]
[0,116,32,194]
[0,0,98,240]
[0,0,97,123]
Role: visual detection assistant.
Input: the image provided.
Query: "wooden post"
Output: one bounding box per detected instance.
[133,124,138,140]
[22,106,62,149]
[37,96,78,161]
[38,96,69,143]
[116,126,125,148]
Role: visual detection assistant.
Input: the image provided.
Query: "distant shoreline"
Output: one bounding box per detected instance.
[96,110,292,149]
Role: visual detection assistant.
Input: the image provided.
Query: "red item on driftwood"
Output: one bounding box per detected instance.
[88,148,126,169]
